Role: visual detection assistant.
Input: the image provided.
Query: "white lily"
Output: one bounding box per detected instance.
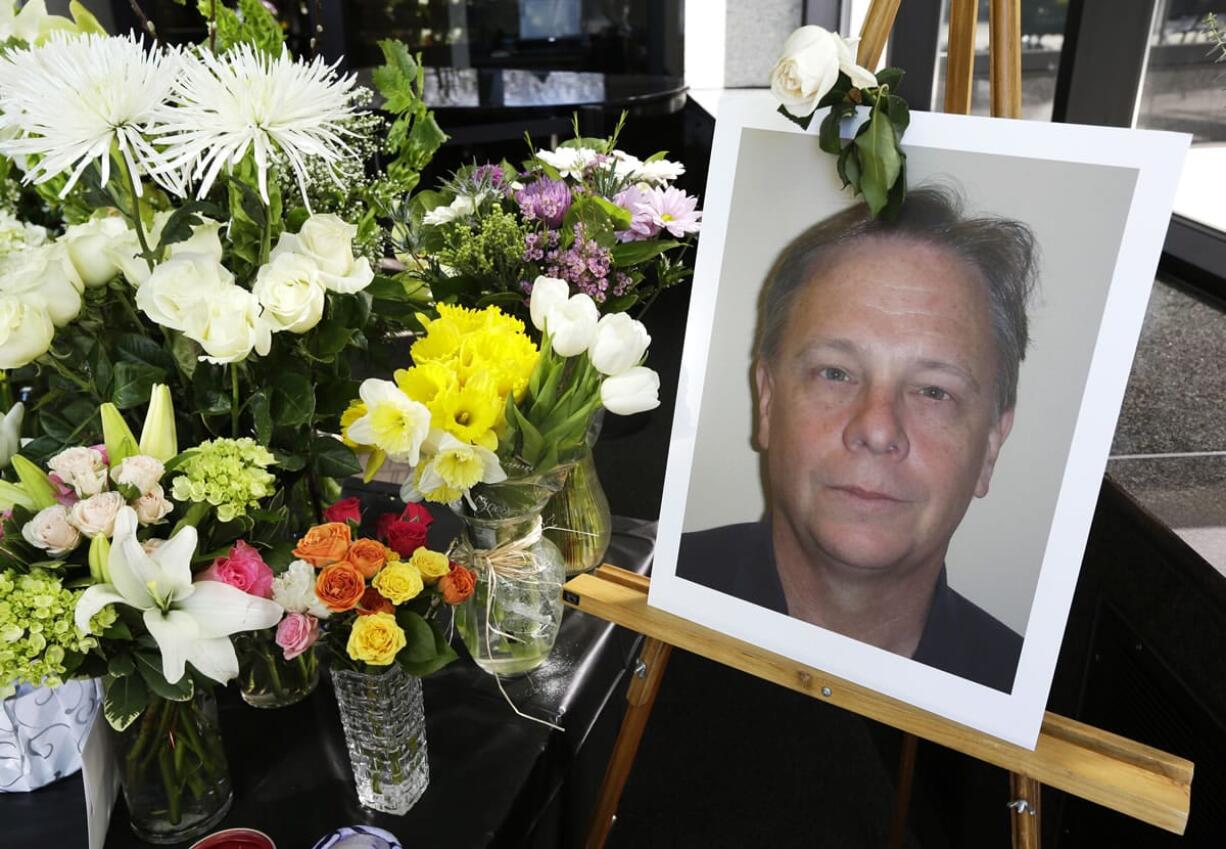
[0,401,22,468]
[74,507,282,685]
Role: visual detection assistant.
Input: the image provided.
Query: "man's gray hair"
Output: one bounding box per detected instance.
[755,185,1038,415]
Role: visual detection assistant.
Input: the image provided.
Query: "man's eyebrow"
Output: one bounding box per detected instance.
[791,337,861,360]
[915,359,982,394]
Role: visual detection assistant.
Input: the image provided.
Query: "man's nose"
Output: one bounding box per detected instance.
[843,386,909,459]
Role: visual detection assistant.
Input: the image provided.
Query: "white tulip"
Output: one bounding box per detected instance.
[63,215,129,287]
[0,402,22,468]
[529,275,570,332]
[21,504,80,557]
[0,295,53,369]
[253,252,327,333]
[600,366,661,415]
[0,242,84,326]
[545,293,599,358]
[135,253,235,333]
[588,312,651,376]
[186,285,273,365]
[270,213,373,294]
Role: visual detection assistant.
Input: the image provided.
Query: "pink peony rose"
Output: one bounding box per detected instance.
[275,612,319,661]
[199,539,274,598]
[323,496,362,525]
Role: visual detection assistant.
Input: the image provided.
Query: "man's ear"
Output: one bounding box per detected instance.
[754,360,774,453]
[974,407,1015,498]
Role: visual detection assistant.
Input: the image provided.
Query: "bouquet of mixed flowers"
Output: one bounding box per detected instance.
[396,115,700,319]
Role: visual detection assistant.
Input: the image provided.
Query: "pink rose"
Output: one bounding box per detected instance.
[323,496,362,525]
[275,612,319,661]
[199,539,274,598]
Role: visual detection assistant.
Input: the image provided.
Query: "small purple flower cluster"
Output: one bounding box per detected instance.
[521,224,632,303]
[515,178,572,228]
[472,163,508,190]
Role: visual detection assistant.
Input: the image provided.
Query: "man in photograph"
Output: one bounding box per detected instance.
[677,186,1036,693]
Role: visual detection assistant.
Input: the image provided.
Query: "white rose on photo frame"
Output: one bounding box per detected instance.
[600,366,661,415]
[68,491,126,539]
[135,253,235,333]
[110,454,165,497]
[0,242,84,326]
[63,214,128,287]
[132,484,173,526]
[0,295,54,369]
[272,559,333,619]
[271,213,373,294]
[529,275,570,332]
[589,312,651,376]
[770,26,877,118]
[545,293,599,357]
[47,446,108,498]
[253,252,327,333]
[21,504,80,556]
[186,286,273,365]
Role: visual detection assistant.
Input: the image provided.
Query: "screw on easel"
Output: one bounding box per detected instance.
[1007,799,1037,816]
[633,659,648,678]
[821,686,833,697]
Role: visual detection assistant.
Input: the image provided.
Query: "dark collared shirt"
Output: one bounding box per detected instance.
[676,521,1021,693]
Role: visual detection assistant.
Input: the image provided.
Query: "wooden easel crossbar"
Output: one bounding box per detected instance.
[564,2,1195,847]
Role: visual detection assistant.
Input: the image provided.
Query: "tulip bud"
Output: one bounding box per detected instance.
[10,454,58,510]
[545,293,599,358]
[588,313,651,376]
[139,384,178,463]
[88,533,111,583]
[529,276,570,332]
[599,366,661,416]
[100,403,139,468]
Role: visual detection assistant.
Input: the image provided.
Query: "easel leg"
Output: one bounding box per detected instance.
[1009,773,1042,849]
[886,733,919,849]
[585,637,673,849]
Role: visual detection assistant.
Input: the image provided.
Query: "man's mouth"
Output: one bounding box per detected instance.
[830,485,905,503]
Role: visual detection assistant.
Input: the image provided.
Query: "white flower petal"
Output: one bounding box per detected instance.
[175,579,284,639]
[184,636,241,685]
[74,584,126,634]
[143,608,200,685]
[107,508,159,610]
[148,523,197,600]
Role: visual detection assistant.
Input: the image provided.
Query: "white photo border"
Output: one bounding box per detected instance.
[647,94,1189,749]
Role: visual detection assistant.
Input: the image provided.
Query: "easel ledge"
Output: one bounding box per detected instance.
[564,565,1192,836]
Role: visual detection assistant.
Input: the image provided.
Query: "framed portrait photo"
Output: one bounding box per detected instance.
[648,94,1189,748]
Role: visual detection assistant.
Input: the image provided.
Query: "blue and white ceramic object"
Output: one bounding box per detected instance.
[311,825,403,849]
[0,679,100,792]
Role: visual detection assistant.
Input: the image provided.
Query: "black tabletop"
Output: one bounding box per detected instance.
[4,515,656,849]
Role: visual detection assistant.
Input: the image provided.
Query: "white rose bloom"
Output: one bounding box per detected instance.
[110,454,165,496]
[47,446,108,498]
[0,209,44,256]
[536,146,598,179]
[633,158,686,184]
[135,253,235,333]
[600,366,661,415]
[107,215,225,288]
[589,312,652,376]
[63,215,129,287]
[0,242,84,326]
[270,213,373,294]
[770,26,842,117]
[68,491,127,539]
[186,285,273,365]
[22,221,48,247]
[544,293,599,357]
[163,215,224,264]
[132,484,173,526]
[21,504,81,556]
[0,295,54,369]
[272,559,333,619]
[528,275,570,333]
[105,227,153,287]
[253,252,327,334]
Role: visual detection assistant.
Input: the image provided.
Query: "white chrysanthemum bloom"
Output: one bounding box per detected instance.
[0,33,180,198]
[152,44,361,206]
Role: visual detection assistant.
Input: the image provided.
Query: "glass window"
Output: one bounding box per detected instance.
[932,0,1068,119]
[1135,3,1226,233]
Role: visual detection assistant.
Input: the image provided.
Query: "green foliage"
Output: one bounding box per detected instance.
[440,205,530,288]
[196,0,285,55]
[372,40,448,195]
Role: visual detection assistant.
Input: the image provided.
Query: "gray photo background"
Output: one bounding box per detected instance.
[682,127,1139,635]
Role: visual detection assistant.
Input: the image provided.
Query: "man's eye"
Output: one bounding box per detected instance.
[818,367,851,382]
[919,386,950,401]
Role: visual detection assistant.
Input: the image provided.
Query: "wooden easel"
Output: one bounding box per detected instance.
[564,2,1195,848]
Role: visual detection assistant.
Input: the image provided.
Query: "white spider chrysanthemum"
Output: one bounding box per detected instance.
[153,45,361,206]
[0,33,180,198]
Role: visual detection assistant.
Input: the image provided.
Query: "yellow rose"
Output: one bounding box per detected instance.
[346,612,406,665]
[410,547,451,584]
[372,560,424,604]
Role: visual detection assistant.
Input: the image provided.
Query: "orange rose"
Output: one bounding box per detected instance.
[315,561,366,612]
[293,522,352,567]
[347,538,389,578]
[358,586,395,616]
[440,563,476,605]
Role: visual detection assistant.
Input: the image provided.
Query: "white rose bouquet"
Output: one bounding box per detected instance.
[770,24,912,219]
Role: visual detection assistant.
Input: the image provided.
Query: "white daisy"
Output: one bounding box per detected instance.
[0,33,180,198]
[152,44,361,206]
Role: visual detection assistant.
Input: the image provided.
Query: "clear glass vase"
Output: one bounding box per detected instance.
[543,447,612,576]
[452,469,569,676]
[330,664,429,815]
[116,688,232,844]
[235,630,320,709]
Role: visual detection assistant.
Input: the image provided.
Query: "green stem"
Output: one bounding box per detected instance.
[259,205,272,267]
[114,286,145,330]
[121,157,156,272]
[45,355,93,393]
[0,371,10,411]
[158,744,182,825]
[230,363,240,437]
[262,644,285,694]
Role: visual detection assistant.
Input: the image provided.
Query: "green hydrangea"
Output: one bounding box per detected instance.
[0,568,110,698]
[171,437,277,523]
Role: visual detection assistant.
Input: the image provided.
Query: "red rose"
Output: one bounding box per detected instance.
[400,502,434,528]
[378,516,429,559]
[323,497,362,525]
